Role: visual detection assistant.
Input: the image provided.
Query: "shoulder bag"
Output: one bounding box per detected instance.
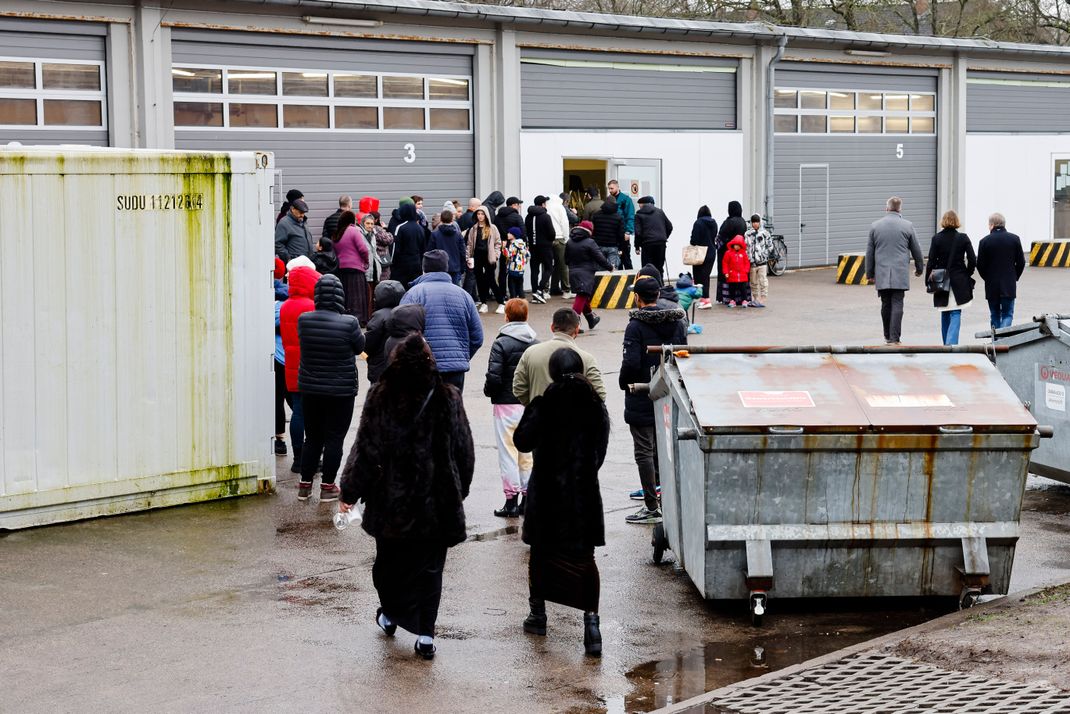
[926,235,954,294]
[682,244,708,266]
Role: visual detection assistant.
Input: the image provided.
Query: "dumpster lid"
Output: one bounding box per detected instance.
[677,352,1036,434]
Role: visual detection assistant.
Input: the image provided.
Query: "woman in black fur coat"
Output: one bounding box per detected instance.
[339,334,475,661]
[513,347,610,657]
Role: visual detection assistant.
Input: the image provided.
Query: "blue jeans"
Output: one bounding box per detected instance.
[451,272,464,287]
[940,309,961,345]
[599,246,621,270]
[289,393,305,462]
[988,297,1015,329]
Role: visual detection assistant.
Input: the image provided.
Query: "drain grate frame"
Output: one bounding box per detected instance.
[706,652,1070,714]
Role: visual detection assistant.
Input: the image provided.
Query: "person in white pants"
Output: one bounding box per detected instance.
[483,298,539,517]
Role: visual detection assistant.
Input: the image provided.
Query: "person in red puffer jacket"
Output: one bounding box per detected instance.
[722,235,752,308]
[280,257,322,472]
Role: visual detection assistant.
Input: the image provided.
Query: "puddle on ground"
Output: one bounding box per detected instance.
[1022,485,1070,516]
[604,603,942,713]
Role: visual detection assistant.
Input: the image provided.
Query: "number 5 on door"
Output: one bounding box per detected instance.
[895,143,904,159]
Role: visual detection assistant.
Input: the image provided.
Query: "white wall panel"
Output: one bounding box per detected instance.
[519,131,747,278]
[964,135,1070,246]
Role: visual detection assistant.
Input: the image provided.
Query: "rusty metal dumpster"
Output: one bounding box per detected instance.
[647,346,1048,624]
[977,314,1070,484]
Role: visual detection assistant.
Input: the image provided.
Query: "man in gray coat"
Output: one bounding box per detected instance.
[865,196,924,345]
[275,198,314,263]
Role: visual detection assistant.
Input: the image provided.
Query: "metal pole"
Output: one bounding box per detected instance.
[647,345,1010,355]
[764,34,788,226]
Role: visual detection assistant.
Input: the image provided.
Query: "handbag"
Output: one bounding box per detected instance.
[682,244,708,266]
[926,268,950,294]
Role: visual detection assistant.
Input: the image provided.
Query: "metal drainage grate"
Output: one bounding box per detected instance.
[707,652,1070,714]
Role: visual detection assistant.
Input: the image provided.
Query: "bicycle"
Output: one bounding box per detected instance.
[764,219,789,277]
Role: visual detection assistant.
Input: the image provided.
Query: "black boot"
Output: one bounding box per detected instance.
[523,598,547,636]
[494,496,520,518]
[585,312,601,330]
[518,495,526,515]
[583,612,602,657]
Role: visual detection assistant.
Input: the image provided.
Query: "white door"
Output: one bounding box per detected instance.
[1054,156,1070,241]
[611,159,662,207]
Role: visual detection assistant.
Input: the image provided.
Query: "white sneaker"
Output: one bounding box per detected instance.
[478,303,488,314]
[495,304,505,315]
[696,299,712,310]
[531,292,546,304]
[563,292,576,300]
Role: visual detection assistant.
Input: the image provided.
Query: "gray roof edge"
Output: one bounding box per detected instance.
[276,0,1070,57]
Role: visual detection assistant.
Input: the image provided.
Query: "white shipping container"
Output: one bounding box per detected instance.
[0,147,276,528]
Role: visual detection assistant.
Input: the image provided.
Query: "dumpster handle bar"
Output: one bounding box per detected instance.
[647,344,1009,355]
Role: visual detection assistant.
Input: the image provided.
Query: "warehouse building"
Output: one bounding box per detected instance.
[2,0,1069,271]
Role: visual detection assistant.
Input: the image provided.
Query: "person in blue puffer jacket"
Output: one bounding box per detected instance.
[400,249,484,392]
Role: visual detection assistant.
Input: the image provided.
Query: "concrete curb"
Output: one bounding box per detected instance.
[652,577,1070,714]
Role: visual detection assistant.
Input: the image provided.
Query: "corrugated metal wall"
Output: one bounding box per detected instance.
[520,49,737,130]
[0,18,109,147]
[172,30,475,227]
[967,71,1070,133]
[774,65,938,267]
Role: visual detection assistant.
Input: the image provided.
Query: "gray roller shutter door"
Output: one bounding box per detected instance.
[0,19,108,147]
[967,71,1070,133]
[520,50,737,130]
[172,31,474,223]
[774,66,938,267]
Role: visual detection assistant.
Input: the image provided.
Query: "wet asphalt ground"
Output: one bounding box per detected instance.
[2,266,1068,712]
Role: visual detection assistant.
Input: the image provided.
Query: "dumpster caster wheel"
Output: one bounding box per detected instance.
[749,592,767,627]
[959,588,981,610]
[651,523,668,565]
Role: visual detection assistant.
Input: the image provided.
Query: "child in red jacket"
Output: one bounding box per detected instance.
[722,235,752,308]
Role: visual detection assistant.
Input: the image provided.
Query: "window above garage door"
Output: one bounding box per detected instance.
[172,64,471,133]
[774,87,935,136]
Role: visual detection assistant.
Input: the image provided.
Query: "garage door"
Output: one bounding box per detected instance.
[773,65,938,267]
[171,30,474,231]
[0,18,109,147]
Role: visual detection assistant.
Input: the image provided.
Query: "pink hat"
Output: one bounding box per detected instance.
[578,220,594,234]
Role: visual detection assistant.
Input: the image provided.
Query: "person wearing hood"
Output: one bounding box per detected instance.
[431,209,467,286]
[391,202,429,289]
[484,298,539,518]
[634,196,673,278]
[495,197,525,297]
[338,333,474,662]
[387,196,414,236]
[312,235,340,277]
[364,280,407,384]
[366,211,395,285]
[294,273,365,502]
[526,195,556,304]
[620,276,687,525]
[513,347,610,658]
[400,250,484,391]
[431,200,454,231]
[690,206,719,309]
[384,303,427,370]
[591,199,625,270]
[465,204,506,314]
[566,220,612,331]
[547,193,570,244]
[722,235,752,308]
[279,257,321,474]
[275,197,314,263]
[483,190,505,225]
[715,201,748,304]
[274,258,290,458]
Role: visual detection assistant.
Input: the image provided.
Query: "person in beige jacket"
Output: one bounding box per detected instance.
[465,205,505,314]
[513,308,606,406]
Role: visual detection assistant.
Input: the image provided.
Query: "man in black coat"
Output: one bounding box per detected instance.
[322,195,352,242]
[619,276,687,525]
[297,274,366,501]
[391,202,429,289]
[591,200,625,270]
[526,196,556,303]
[634,196,673,278]
[976,212,1026,329]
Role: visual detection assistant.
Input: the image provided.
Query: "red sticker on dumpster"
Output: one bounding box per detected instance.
[738,391,815,408]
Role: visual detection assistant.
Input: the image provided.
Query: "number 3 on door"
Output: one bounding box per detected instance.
[895,143,904,159]
[403,143,416,164]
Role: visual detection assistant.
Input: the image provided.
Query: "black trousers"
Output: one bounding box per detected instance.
[374,539,448,637]
[507,273,525,299]
[621,239,634,270]
[474,253,504,304]
[274,359,291,436]
[640,243,666,279]
[878,289,906,343]
[630,424,660,512]
[300,393,355,484]
[530,247,554,293]
[440,371,466,393]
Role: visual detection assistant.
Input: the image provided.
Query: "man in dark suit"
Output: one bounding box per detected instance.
[976,212,1026,329]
